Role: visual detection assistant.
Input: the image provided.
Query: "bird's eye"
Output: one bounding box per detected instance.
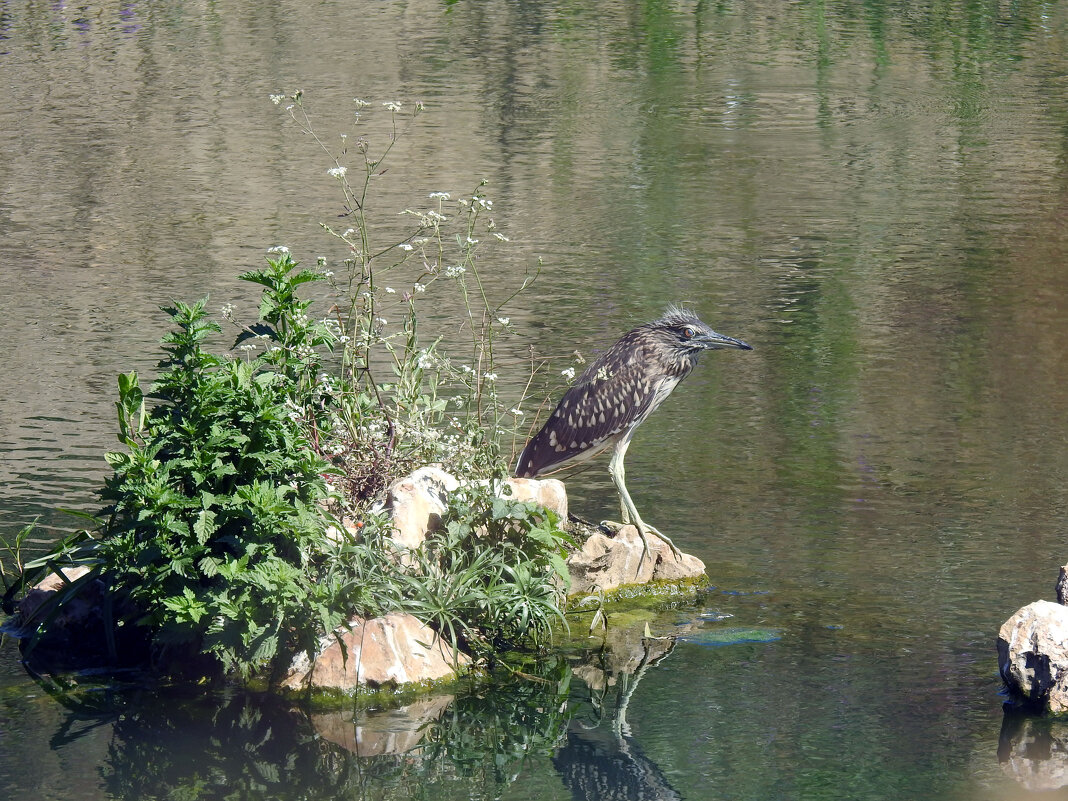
[682,326,696,339]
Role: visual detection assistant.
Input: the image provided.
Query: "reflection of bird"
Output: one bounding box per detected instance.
[516,307,751,558]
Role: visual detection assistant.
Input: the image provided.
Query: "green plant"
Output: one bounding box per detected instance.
[9,256,348,678]
[10,95,577,684]
[274,92,543,507]
[391,483,573,660]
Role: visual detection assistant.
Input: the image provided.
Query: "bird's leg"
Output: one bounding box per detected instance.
[600,437,683,562]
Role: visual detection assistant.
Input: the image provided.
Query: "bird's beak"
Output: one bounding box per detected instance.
[700,330,753,351]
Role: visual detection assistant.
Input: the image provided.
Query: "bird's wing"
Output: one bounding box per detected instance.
[515,360,659,477]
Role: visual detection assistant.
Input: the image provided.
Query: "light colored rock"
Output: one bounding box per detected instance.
[998,600,1068,714]
[382,466,568,552]
[1057,564,1068,605]
[283,612,469,692]
[567,525,706,596]
[503,477,568,522]
[383,465,460,551]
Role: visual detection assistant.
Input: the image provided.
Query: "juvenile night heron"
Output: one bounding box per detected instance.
[515,306,751,559]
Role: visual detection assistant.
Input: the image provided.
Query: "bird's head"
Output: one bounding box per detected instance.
[652,306,752,355]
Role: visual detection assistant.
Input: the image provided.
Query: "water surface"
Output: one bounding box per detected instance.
[2,1,1068,799]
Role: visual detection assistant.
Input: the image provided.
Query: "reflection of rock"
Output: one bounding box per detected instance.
[999,710,1068,791]
[311,694,454,756]
[998,600,1068,713]
[573,618,682,692]
[283,613,469,692]
[567,525,705,596]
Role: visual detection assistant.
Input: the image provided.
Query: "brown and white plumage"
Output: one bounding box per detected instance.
[515,306,751,560]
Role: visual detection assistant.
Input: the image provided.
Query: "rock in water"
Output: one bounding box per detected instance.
[998,600,1068,714]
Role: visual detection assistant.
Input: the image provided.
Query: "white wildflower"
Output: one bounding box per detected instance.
[269,94,285,105]
[465,237,479,245]
[497,316,510,326]
[428,192,451,200]
[267,245,290,255]
[353,97,370,108]
[220,303,234,319]
[484,372,497,382]
[384,286,396,294]
[509,407,524,416]
[413,283,426,293]
[562,367,576,381]
[327,166,347,178]
[375,317,387,326]
[494,233,510,242]
[445,264,466,278]
[398,243,414,251]
[383,101,402,112]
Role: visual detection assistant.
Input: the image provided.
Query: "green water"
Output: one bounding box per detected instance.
[2,1,1068,798]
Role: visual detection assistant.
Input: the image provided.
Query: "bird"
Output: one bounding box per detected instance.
[515,306,751,561]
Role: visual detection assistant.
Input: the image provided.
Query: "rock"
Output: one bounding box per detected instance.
[16,565,94,625]
[383,466,460,551]
[283,612,469,693]
[1057,564,1068,605]
[502,477,568,522]
[998,600,1068,714]
[382,466,567,552]
[567,525,706,597]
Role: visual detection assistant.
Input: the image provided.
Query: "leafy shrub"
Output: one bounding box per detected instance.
[5,96,574,685]
[82,257,340,677]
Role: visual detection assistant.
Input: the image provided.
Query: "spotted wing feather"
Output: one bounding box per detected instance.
[515,358,659,478]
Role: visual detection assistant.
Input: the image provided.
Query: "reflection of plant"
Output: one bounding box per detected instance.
[416,656,574,785]
[32,661,574,801]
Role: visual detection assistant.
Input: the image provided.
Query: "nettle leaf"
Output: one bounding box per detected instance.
[193,510,217,544]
